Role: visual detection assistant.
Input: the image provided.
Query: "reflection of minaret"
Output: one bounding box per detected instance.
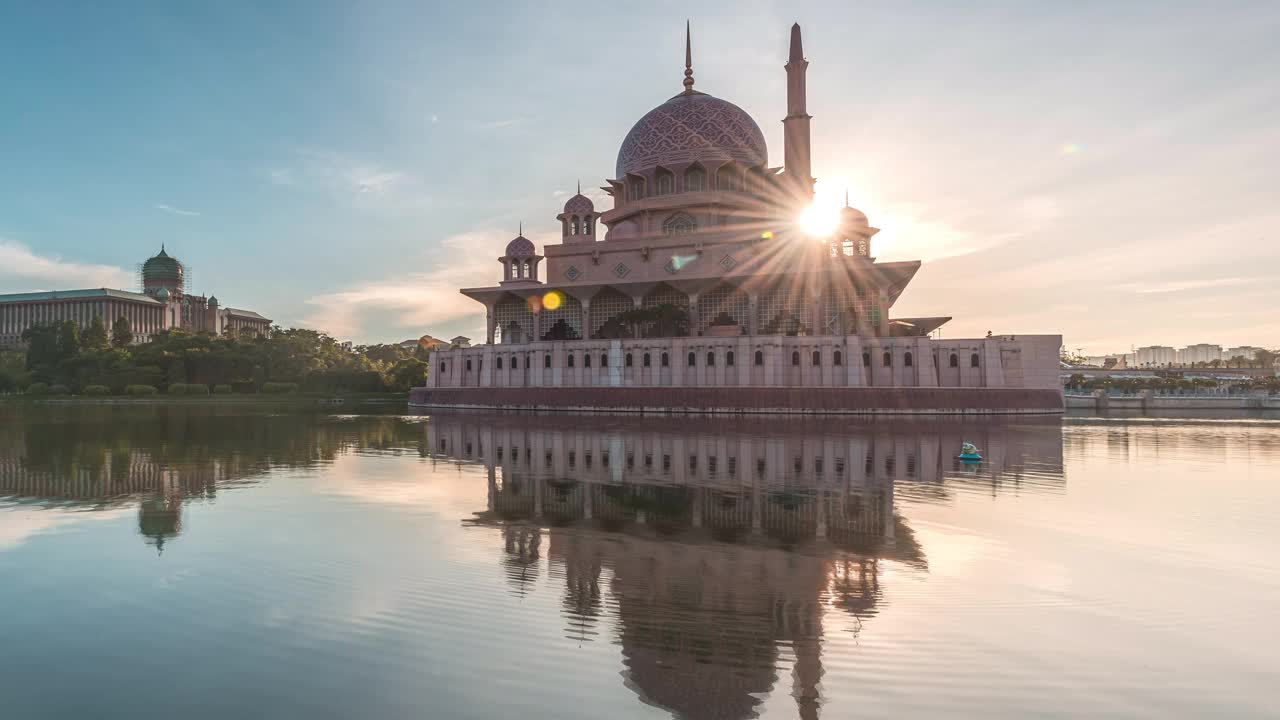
[548,530,603,644]
[501,525,541,598]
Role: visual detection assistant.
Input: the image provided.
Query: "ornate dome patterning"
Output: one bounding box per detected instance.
[505,235,536,257]
[563,193,594,214]
[615,92,768,178]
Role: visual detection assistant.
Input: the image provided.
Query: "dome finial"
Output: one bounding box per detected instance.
[519,221,523,236]
[577,179,581,194]
[845,189,850,207]
[682,21,695,94]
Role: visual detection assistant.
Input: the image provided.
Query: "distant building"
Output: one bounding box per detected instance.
[1135,346,1177,367]
[1225,346,1264,363]
[0,247,270,349]
[399,334,448,353]
[1177,343,1222,365]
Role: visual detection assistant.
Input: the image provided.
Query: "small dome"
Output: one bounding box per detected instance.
[563,193,594,214]
[142,247,183,282]
[505,235,536,257]
[155,287,171,300]
[616,92,768,178]
[841,206,869,225]
[207,295,218,306]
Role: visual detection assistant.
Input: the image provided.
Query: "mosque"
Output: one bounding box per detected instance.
[413,23,1063,413]
[0,247,271,348]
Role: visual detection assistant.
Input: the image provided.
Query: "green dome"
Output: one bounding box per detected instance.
[142,248,184,282]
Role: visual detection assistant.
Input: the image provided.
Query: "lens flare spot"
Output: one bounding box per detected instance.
[799,203,841,237]
[542,290,563,311]
[1059,143,1083,156]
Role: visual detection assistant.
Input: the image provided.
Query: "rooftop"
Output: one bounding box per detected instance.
[0,288,161,305]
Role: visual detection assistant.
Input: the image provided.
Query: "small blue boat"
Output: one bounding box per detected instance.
[958,442,983,461]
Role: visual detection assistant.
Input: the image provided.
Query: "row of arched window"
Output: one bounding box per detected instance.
[627,164,765,202]
[450,349,981,375]
[564,214,594,236]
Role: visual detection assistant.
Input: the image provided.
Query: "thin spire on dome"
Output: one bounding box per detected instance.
[845,189,850,207]
[682,20,695,94]
[518,221,523,236]
[576,179,581,195]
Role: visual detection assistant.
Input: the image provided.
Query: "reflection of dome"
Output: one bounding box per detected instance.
[138,496,181,553]
[142,247,184,283]
[505,235,536,257]
[563,193,594,214]
[615,92,768,178]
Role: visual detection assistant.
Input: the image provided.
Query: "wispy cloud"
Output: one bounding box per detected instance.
[1127,277,1257,294]
[298,230,502,339]
[0,239,134,291]
[477,117,530,130]
[155,203,201,217]
[264,149,430,211]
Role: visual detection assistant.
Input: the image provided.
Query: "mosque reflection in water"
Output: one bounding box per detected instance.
[427,414,1063,720]
[0,407,1063,720]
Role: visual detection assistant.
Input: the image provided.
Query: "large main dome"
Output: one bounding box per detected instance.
[615,92,768,178]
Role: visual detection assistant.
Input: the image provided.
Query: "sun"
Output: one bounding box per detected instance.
[798,201,841,237]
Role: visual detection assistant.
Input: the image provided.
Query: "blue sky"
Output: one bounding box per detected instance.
[2,1,1277,353]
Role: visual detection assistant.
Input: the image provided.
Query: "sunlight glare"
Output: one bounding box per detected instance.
[798,202,841,237]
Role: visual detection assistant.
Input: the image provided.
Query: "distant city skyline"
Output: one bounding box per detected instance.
[2,2,1277,353]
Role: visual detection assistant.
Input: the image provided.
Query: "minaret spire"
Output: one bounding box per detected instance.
[576,179,581,195]
[518,221,523,236]
[682,21,695,94]
[783,22,814,199]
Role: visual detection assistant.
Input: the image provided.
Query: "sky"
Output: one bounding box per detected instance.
[1,0,1277,354]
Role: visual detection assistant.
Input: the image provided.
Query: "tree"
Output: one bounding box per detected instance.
[57,320,81,359]
[1255,349,1278,370]
[389,358,429,391]
[166,356,188,385]
[21,324,60,370]
[111,316,133,348]
[81,316,109,351]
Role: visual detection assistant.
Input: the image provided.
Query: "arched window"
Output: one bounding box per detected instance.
[834,351,843,366]
[523,261,531,278]
[571,217,580,235]
[439,362,445,373]
[662,211,697,237]
[627,175,646,201]
[655,168,675,196]
[600,353,608,367]
[726,351,735,366]
[716,164,740,192]
[684,165,706,192]
[754,350,764,366]
[812,350,821,366]
[512,356,519,369]
[971,353,981,368]
[544,354,551,368]
[706,351,715,366]
[583,215,593,234]
[791,351,800,366]
[496,357,503,370]
[568,354,575,368]
[643,352,651,367]
[862,352,871,367]
[882,351,892,367]
[949,353,959,367]
[687,351,696,367]
[584,354,592,368]
[466,359,472,371]
[626,353,633,367]
[661,352,669,367]
[904,352,913,367]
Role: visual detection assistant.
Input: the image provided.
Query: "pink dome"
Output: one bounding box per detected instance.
[505,235,535,257]
[615,92,767,178]
[563,193,594,214]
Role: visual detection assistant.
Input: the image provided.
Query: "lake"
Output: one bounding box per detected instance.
[1,405,1276,719]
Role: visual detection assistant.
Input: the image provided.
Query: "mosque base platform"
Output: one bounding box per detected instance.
[408,387,1065,415]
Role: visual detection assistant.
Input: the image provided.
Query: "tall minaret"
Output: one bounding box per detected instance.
[783,23,814,199]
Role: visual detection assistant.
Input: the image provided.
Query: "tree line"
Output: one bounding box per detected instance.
[0,315,431,395]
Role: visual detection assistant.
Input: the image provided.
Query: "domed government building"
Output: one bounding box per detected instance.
[413,24,1063,414]
[0,247,270,348]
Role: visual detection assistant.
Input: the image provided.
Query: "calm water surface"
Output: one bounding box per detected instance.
[1,406,1276,719]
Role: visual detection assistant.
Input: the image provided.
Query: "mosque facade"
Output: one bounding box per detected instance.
[0,247,270,349]
[412,24,1063,413]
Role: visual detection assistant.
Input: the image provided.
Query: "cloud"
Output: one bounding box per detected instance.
[1126,277,1258,294]
[265,149,430,211]
[0,506,131,553]
[298,230,501,339]
[0,239,134,291]
[154,203,201,217]
[477,117,530,130]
